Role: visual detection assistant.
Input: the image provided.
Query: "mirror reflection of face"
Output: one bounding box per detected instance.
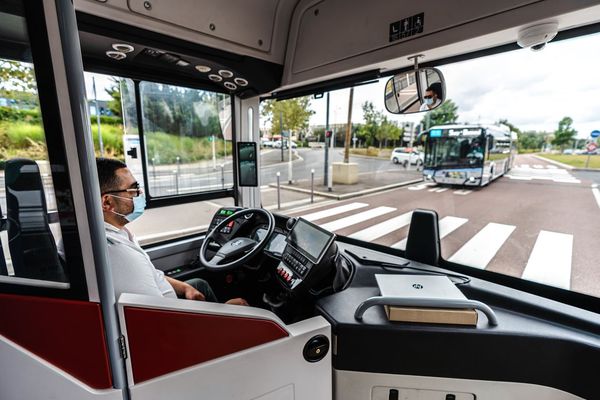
[424,90,437,101]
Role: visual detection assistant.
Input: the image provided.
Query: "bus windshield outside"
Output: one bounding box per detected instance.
[422,125,516,186]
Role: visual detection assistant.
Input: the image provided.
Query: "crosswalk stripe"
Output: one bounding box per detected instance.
[435,188,448,193]
[320,206,396,232]
[301,202,368,222]
[533,164,544,169]
[392,216,469,250]
[349,211,413,242]
[547,165,557,169]
[428,188,437,192]
[522,230,572,289]
[593,187,600,209]
[448,222,515,268]
[521,164,530,168]
[454,189,472,195]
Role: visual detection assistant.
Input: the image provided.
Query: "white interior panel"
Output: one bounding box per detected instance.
[75,0,297,63]
[0,336,123,400]
[118,294,332,400]
[282,0,600,89]
[334,369,583,400]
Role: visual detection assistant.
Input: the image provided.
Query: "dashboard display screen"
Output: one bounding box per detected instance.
[287,218,335,264]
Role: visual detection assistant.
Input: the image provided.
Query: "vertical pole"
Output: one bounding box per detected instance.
[151,157,156,180]
[276,171,281,210]
[288,134,293,184]
[92,76,104,156]
[176,156,180,194]
[324,92,330,185]
[310,169,314,203]
[280,111,284,162]
[221,164,225,189]
[344,87,354,163]
[211,135,217,169]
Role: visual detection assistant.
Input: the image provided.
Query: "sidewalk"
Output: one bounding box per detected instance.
[269,169,422,200]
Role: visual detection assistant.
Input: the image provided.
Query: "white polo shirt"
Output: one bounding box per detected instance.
[104,222,176,299]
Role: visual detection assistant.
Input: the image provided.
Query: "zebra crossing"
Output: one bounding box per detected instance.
[297,202,575,290]
[407,182,473,195]
[507,164,580,183]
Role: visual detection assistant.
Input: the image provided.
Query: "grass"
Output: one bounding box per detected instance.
[539,154,600,169]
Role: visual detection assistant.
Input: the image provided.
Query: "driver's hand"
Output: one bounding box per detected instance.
[225,298,249,306]
[184,286,206,301]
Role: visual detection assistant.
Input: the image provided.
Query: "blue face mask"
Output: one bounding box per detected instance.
[424,97,434,106]
[110,194,146,222]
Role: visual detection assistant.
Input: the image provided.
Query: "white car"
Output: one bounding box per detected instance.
[390,147,423,167]
[273,140,297,149]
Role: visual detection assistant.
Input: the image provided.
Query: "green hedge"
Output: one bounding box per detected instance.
[0,106,122,126]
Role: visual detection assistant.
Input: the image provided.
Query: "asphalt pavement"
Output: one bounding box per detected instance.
[287,153,600,298]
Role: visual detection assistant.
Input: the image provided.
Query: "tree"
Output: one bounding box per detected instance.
[0,60,36,92]
[260,97,314,137]
[105,77,122,117]
[357,101,383,146]
[497,119,522,136]
[420,99,459,129]
[551,117,577,151]
[375,117,402,149]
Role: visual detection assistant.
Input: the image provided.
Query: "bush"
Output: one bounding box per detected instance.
[0,106,41,124]
[145,131,232,164]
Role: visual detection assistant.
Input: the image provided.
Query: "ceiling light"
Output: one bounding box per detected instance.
[195,65,211,73]
[112,43,134,53]
[176,59,190,67]
[208,74,223,82]
[234,77,248,86]
[106,51,126,60]
[218,69,233,78]
[224,82,237,90]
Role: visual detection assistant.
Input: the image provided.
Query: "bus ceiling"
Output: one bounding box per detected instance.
[73,0,600,97]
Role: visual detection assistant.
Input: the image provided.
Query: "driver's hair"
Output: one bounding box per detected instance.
[96,158,127,194]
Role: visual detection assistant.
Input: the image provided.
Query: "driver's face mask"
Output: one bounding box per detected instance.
[109,194,146,222]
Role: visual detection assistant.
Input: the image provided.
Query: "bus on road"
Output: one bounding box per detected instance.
[422,124,518,186]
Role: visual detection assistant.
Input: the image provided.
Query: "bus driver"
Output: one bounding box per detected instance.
[96,158,248,306]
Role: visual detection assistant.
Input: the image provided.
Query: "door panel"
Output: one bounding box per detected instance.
[118,294,332,400]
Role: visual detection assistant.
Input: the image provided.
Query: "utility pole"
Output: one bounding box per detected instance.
[344,87,354,163]
[280,111,284,162]
[323,92,330,185]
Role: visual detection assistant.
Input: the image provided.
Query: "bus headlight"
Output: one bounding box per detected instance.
[426,174,433,180]
[469,176,476,183]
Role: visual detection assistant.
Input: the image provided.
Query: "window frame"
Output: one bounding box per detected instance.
[0,1,89,300]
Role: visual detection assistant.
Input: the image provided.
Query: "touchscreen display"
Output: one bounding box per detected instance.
[287,218,334,263]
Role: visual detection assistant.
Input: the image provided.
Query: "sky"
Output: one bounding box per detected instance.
[85,30,600,139]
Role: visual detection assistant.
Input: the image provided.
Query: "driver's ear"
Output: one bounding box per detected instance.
[101,194,114,212]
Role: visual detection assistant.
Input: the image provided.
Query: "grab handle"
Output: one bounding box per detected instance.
[354,296,498,326]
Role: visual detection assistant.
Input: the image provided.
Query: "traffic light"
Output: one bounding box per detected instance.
[325,130,332,138]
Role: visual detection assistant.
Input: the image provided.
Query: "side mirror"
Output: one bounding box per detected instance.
[384,67,446,114]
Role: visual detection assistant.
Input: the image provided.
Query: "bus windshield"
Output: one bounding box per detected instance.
[424,135,485,168]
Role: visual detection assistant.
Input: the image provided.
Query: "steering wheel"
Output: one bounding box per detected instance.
[199,208,275,271]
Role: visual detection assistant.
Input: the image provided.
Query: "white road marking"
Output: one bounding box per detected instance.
[506,166,580,183]
[392,216,469,250]
[428,188,438,192]
[408,183,436,191]
[453,189,472,195]
[320,206,396,232]
[522,231,572,290]
[301,202,368,222]
[533,164,544,169]
[349,211,413,241]
[547,165,558,169]
[448,222,515,269]
[435,188,448,193]
[592,187,600,209]
[520,164,530,168]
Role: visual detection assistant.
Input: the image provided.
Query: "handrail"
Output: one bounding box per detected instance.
[354,296,499,326]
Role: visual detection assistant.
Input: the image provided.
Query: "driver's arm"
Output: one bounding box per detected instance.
[166,276,206,301]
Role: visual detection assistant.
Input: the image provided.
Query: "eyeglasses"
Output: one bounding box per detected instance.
[103,182,143,197]
[423,95,434,99]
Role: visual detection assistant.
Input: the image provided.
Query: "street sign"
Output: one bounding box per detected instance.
[591,130,600,138]
[587,142,598,152]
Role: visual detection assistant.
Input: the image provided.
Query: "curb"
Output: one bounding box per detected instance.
[269,178,423,200]
[347,153,390,161]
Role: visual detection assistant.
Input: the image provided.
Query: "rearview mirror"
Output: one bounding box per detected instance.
[384,67,446,114]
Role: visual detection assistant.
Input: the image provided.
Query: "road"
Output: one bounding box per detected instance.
[288,154,600,298]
